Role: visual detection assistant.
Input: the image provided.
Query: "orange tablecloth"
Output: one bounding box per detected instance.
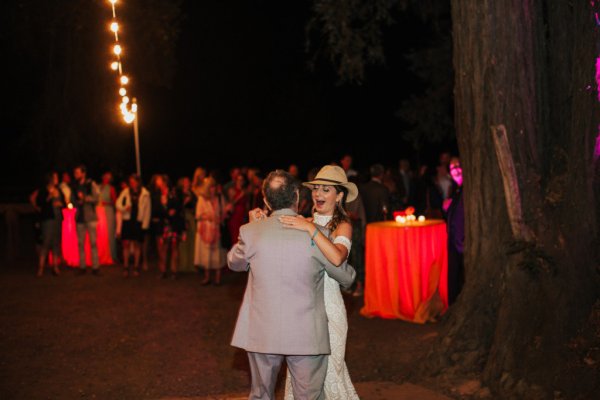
[360,220,448,323]
[61,207,114,267]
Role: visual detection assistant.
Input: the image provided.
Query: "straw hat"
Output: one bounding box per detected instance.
[303,165,358,203]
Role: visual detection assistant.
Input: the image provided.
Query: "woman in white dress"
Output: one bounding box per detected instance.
[278,165,360,400]
[194,177,226,285]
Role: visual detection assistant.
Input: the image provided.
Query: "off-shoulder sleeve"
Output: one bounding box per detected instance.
[333,235,352,257]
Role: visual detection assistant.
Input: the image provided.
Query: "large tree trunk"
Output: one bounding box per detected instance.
[426,1,599,397]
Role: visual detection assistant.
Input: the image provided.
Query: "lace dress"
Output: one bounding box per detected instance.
[284,213,360,400]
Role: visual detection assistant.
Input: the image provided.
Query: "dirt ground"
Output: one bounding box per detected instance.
[0,263,445,400]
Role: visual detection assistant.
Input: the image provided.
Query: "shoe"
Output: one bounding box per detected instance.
[76,269,87,276]
[170,273,177,281]
[92,269,102,277]
[213,280,221,287]
[159,272,168,279]
[352,287,364,297]
[52,267,60,276]
[201,279,211,286]
[132,270,140,277]
[123,270,129,278]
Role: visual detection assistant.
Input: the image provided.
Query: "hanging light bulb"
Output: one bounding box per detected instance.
[109,0,117,4]
[131,103,138,113]
[124,113,135,124]
[110,61,119,71]
[122,96,130,105]
[120,75,129,85]
[113,44,122,55]
[110,22,119,33]
[119,87,127,96]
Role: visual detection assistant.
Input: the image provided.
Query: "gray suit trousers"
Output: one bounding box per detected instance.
[247,352,327,400]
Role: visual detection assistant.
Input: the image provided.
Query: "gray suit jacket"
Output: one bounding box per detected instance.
[228,208,356,355]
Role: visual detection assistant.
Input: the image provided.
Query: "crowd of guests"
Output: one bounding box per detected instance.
[30,152,464,301]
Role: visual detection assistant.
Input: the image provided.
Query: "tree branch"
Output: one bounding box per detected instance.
[491,124,534,242]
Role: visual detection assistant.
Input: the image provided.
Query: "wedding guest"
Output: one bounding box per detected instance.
[195,177,226,285]
[434,163,454,201]
[443,157,465,305]
[225,174,248,246]
[116,174,151,277]
[398,159,415,207]
[191,167,207,198]
[340,154,358,178]
[72,165,101,275]
[298,167,318,217]
[288,164,299,179]
[59,172,72,206]
[223,167,241,195]
[383,167,403,214]
[99,172,118,262]
[33,172,64,277]
[247,172,264,211]
[345,182,367,297]
[360,163,390,222]
[177,177,197,272]
[153,176,185,279]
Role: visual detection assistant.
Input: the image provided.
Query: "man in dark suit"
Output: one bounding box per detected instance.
[360,164,390,223]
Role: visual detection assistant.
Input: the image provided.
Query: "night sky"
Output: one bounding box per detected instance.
[1,0,456,194]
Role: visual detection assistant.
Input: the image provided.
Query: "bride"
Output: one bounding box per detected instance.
[278,165,360,400]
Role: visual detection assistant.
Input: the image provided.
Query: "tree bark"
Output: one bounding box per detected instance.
[426,1,599,397]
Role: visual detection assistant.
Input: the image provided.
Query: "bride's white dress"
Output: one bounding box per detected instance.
[284,214,360,400]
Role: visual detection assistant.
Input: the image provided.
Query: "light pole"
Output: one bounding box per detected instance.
[132,98,141,177]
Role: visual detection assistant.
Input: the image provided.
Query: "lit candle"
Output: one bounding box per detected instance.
[418,215,425,222]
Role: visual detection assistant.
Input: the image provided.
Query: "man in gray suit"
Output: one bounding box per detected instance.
[228,170,356,400]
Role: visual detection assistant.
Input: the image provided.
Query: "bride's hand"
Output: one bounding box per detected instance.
[279,215,312,232]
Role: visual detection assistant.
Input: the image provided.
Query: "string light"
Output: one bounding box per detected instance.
[106,0,137,124]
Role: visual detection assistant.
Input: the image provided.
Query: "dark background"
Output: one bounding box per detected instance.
[1,0,456,196]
